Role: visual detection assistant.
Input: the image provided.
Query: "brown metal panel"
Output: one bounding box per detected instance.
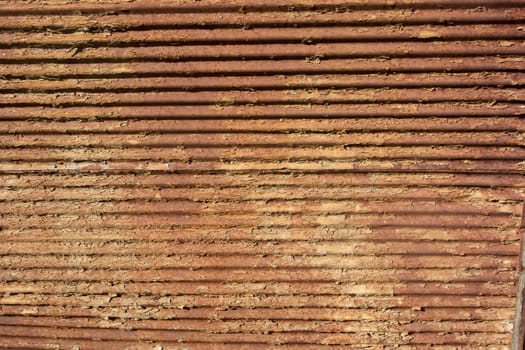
[0,1,524,349]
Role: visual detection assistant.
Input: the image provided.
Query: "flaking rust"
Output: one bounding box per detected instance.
[0,0,524,349]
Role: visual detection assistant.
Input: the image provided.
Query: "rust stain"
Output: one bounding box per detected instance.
[0,0,524,349]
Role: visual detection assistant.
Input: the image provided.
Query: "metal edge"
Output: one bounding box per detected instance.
[512,202,525,350]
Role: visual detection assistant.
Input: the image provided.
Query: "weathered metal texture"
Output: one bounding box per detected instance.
[0,0,524,349]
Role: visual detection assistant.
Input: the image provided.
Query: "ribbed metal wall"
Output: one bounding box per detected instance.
[0,1,524,349]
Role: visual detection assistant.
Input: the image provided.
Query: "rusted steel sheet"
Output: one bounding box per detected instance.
[0,72,524,91]
[1,57,524,77]
[0,0,523,13]
[2,118,524,133]
[0,1,524,349]
[2,25,525,46]
[2,88,525,105]
[1,8,525,29]
[1,103,523,120]
[2,42,525,61]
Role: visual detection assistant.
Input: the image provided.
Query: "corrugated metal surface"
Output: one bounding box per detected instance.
[0,1,524,349]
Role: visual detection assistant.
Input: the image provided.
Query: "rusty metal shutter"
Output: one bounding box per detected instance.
[0,1,524,349]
